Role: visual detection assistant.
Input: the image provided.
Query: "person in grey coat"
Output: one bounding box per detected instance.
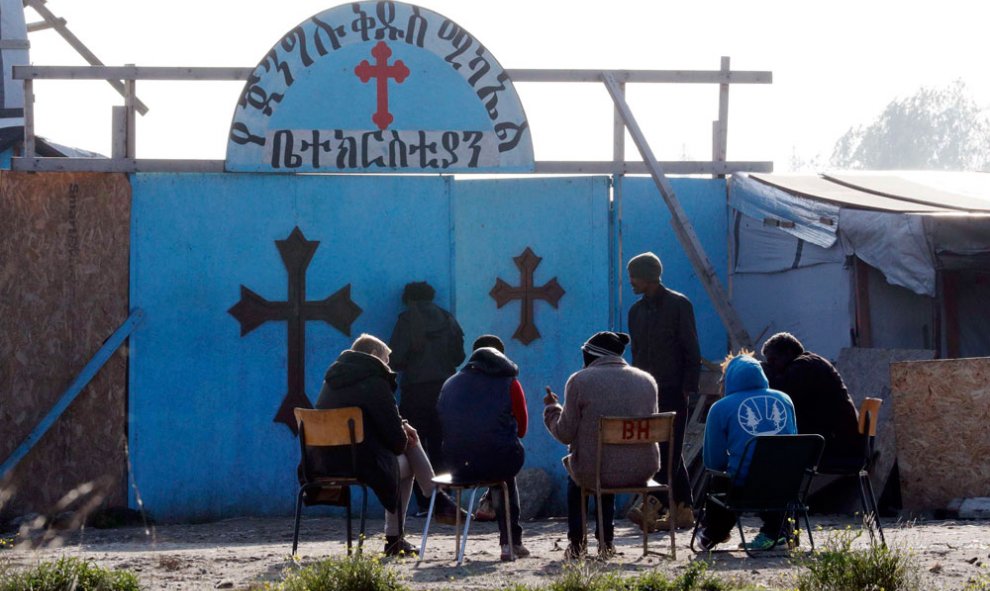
[544,331,659,559]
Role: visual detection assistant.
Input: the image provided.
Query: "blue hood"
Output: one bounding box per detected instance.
[723,355,769,395]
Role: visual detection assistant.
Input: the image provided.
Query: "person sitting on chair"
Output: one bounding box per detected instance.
[543,331,659,559]
[437,334,530,562]
[696,352,798,551]
[314,333,463,557]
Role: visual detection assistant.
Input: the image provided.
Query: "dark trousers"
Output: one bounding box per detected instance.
[488,477,523,546]
[567,478,614,546]
[399,381,446,510]
[650,387,693,508]
[699,475,787,541]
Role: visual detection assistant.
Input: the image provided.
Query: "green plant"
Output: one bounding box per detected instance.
[266,553,409,591]
[507,560,760,591]
[794,528,920,591]
[0,556,140,591]
[964,568,990,591]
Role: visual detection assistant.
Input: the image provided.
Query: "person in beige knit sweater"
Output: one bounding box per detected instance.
[543,331,660,559]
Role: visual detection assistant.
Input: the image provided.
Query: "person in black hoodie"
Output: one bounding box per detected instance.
[389,281,466,513]
[314,333,462,556]
[438,335,529,561]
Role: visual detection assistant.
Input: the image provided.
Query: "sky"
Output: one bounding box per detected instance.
[21,0,990,171]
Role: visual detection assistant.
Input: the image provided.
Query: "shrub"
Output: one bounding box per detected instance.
[507,560,761,591]
[268,553,409,591]
[0,556,140,591]
[794,528,920,591]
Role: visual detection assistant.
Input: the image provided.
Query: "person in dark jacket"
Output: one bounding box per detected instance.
[437,335,529,561]
[626,251,700,530]
[389,281,465,513]
[314,334,461,556]
[761,332,862,509]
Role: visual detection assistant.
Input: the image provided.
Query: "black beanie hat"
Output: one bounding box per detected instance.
[472,334,505,353]
[581,331,631,358]
[402,281,435,304]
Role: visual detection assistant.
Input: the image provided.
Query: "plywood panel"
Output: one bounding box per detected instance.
[836,347,935,496]
[890,358,990,511]
[0,171,130,519]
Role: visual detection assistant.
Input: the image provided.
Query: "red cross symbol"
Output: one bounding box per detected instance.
[354,41,410,130]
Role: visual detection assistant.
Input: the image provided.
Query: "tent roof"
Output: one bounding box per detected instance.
[750,172,990,213]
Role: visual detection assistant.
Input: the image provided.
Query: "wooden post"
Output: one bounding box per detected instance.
[124,65,136,159]
[23,79,35,157]
[602,73,753,351]
[714,57,730,178]
[612,81,626,330]
[111,106,127,159]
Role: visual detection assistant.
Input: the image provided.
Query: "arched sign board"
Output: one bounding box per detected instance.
[225,1,534,173]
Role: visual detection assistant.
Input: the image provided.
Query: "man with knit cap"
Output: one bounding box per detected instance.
[626,251,701,531]
[544,331,659,559]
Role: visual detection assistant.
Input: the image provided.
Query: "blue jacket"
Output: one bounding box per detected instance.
[438,347,524,482]
[703,355,797,481]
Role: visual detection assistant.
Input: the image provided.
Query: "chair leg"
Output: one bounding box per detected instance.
[291,487,305,556]
[457,488,479,566]
[802,509,815,552]
[595,491,605,552]
[501,483,514,561]
[345,490,353,556]
[359,485,368,552]
[688,504,704,553]
[418,486,439,562]
[667,488,676,559]
[454,488,462,558]
[736,518,758,558]
[860,471,886,546]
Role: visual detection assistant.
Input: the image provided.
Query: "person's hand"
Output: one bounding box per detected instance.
[544,386,559,406]
[402,422,419,447]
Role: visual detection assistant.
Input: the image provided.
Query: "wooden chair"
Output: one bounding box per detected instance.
[690,434,824,557]
[582,412,677,558]
[292,407,368,556]
[418,474,513,565]
[817,397,885,545]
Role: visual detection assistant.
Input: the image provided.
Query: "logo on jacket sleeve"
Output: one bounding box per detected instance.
[737,396,789,436]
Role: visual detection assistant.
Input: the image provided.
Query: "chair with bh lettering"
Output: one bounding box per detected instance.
[292,407,369,556]
[582,412,677,558]
[816,397,886,545]
[418,474,513,565]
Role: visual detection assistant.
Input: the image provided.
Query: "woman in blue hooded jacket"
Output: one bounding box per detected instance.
[697,353,797,551]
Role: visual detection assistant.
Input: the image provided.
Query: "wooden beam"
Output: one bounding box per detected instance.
[506,69,772,84]
[11,157,227,173]
[13,65,254,81]
[602,72,753,351]
[714,57,730,178]
[853,257,873,348]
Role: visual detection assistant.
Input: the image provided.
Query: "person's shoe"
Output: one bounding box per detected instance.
[412,508,429,518]
[563,542,585,561]
[500,544,517,562]
[512,544,531,558]
[741,532,786,551]
[654,503,695,530]
[628,495,662,532]
[432,493,468,526]
[598,542,616,559]
[696,528,729,551]
[383,536,419,557]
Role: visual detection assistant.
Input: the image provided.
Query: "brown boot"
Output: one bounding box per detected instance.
[655,502,695,530]
[627,495,662,533]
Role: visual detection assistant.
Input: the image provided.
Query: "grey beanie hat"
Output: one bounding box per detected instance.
[627,252,663,281]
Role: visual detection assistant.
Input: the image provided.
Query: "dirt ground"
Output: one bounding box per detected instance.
[2,514,988,590]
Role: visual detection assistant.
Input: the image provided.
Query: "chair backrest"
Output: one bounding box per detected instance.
[728,434,825,510]
[858,397,882,437]
[294,407,365,447]
[596,413,676,488]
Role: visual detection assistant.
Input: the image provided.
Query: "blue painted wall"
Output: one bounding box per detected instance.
[453,177,611,507]
[618,178,729,363]
[128,172,729,521]
[129,173,453,520]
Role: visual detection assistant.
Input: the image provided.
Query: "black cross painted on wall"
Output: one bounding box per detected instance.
[490,247,565,345]
[229,227,362,434]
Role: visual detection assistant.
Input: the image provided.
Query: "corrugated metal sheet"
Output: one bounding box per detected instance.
[823,172,990,212]
[750,173,956,213]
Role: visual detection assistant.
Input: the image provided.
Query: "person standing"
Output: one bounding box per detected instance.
[437,335,530,561]
[544,331,659,559]
[626,251,700,530]
[388,281,465,514]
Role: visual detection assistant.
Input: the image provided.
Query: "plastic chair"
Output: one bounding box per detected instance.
[817,397,885,545]
[582,413,677,558]
[690,434,824,557]
[418,475,513,565]
[292,407,368,556]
